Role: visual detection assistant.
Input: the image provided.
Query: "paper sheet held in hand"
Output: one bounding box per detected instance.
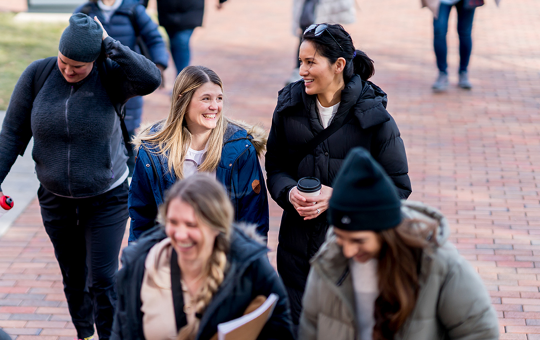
[217,293,278,340]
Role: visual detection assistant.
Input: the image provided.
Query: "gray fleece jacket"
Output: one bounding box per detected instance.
[0,36,161,198]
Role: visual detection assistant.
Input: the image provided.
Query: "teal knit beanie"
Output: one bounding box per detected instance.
[328,147,402,231]
[59,13,103,62]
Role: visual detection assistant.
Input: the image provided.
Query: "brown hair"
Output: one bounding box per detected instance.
[159,174,234,340]
[373,218,438,340]
[137,66,226,179]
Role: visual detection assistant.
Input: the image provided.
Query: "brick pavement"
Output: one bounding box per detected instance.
[1,0,540,338]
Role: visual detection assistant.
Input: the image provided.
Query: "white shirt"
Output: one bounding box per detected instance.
[349,258,379,340]
[98,0,123,23]
[316,98,340,129]
[183,146,207,178]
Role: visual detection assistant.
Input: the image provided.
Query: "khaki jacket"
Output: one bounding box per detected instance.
[299,201,499,340]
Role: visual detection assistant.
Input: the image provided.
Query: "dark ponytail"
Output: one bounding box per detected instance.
[349,50,375,81]
[302,24,375,82]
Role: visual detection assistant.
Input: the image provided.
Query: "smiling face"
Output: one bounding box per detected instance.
[334,228,381,263]
[184,82,223,135]
[57,52,94,83]
[299,40,341,96]
[165,198,219,266]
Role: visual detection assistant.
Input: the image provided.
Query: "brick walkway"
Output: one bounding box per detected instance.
[1,0,540,338]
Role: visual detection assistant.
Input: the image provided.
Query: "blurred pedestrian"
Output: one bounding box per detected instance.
[299,147,499,340]
[0,14,161,340]
[129,65,269,243]
[112,174,294,340]
[266,23,412,331]
[75,0,169,176]
[424,0,500,92]
[287,0,356,84]
[143,0,227,75]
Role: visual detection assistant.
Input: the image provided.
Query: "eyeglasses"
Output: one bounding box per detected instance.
[304,24,344,51]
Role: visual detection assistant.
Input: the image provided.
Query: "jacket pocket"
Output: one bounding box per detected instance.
[317,312,354,340]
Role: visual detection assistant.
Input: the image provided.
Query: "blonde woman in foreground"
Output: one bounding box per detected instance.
[112,174,294,339]
[129,65,269,243]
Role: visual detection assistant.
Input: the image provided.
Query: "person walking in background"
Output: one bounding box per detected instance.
[75,0,169,176]
[112,174,294,340]
[0,14,161,340]
[265,23,412,332]
[299,147,499,340]
[129,66,269,243]
[287,0,356,84]
[424,0,500,92]
[143,0,227,75]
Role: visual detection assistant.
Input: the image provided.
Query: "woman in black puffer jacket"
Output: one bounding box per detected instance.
[265,23,412,331]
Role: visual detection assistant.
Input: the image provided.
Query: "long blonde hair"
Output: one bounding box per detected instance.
[159,174,233,340]
[138,66,227,179]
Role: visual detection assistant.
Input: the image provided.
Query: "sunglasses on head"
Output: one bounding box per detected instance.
[304,24,344,51]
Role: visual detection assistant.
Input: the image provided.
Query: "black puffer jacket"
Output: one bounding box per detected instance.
[265,75,411,320]
[143,0,227,34]
[111,225,294,340]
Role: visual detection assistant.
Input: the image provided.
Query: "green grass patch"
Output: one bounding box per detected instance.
[0,13,66,110]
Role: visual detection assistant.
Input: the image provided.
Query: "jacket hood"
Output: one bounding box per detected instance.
[132,118,267,157]
[276,75,391,130]
[311,200,450,282]
[224,119,267,157]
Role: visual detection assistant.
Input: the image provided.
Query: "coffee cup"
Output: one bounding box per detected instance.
[297,177,322,199]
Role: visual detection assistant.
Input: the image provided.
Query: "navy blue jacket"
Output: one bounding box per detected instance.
[75,0,169,131]
[129,121,270,241]
[111,225,294,340]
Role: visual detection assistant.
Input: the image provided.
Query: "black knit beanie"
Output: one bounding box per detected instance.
[328,147,402,231]
[59,13,103,62]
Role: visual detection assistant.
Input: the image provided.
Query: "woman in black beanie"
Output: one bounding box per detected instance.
[265,23,411,330]
[299,147,499,340]
[0,13,161,340]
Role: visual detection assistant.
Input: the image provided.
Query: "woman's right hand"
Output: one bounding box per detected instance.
[290,187,314,216]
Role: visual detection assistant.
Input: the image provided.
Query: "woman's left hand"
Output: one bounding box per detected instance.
[296,185,333,221]
[93,16,109,40]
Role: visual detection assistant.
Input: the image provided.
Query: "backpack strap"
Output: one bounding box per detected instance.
[33,57,57,100]
[170,249,188,332]
[96,58,131,152]
[287,107,356,175]
[126,4,152,59]
[79,3,92,16]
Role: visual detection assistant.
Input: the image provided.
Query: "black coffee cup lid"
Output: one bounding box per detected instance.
[297,177,321,193]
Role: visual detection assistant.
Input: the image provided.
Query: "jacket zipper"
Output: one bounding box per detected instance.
[65,87,74,197]
[314,263,357,333]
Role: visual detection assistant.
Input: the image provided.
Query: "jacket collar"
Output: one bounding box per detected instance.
[277,75,391,129]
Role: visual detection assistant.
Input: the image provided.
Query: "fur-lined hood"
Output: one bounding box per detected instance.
[132,118,267,158]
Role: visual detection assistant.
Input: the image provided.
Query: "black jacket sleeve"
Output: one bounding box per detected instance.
[0,60,39,192]
[249,257,295,340]
[265,109,297,212]
[102,36,161,103]
[371,117,412,199]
